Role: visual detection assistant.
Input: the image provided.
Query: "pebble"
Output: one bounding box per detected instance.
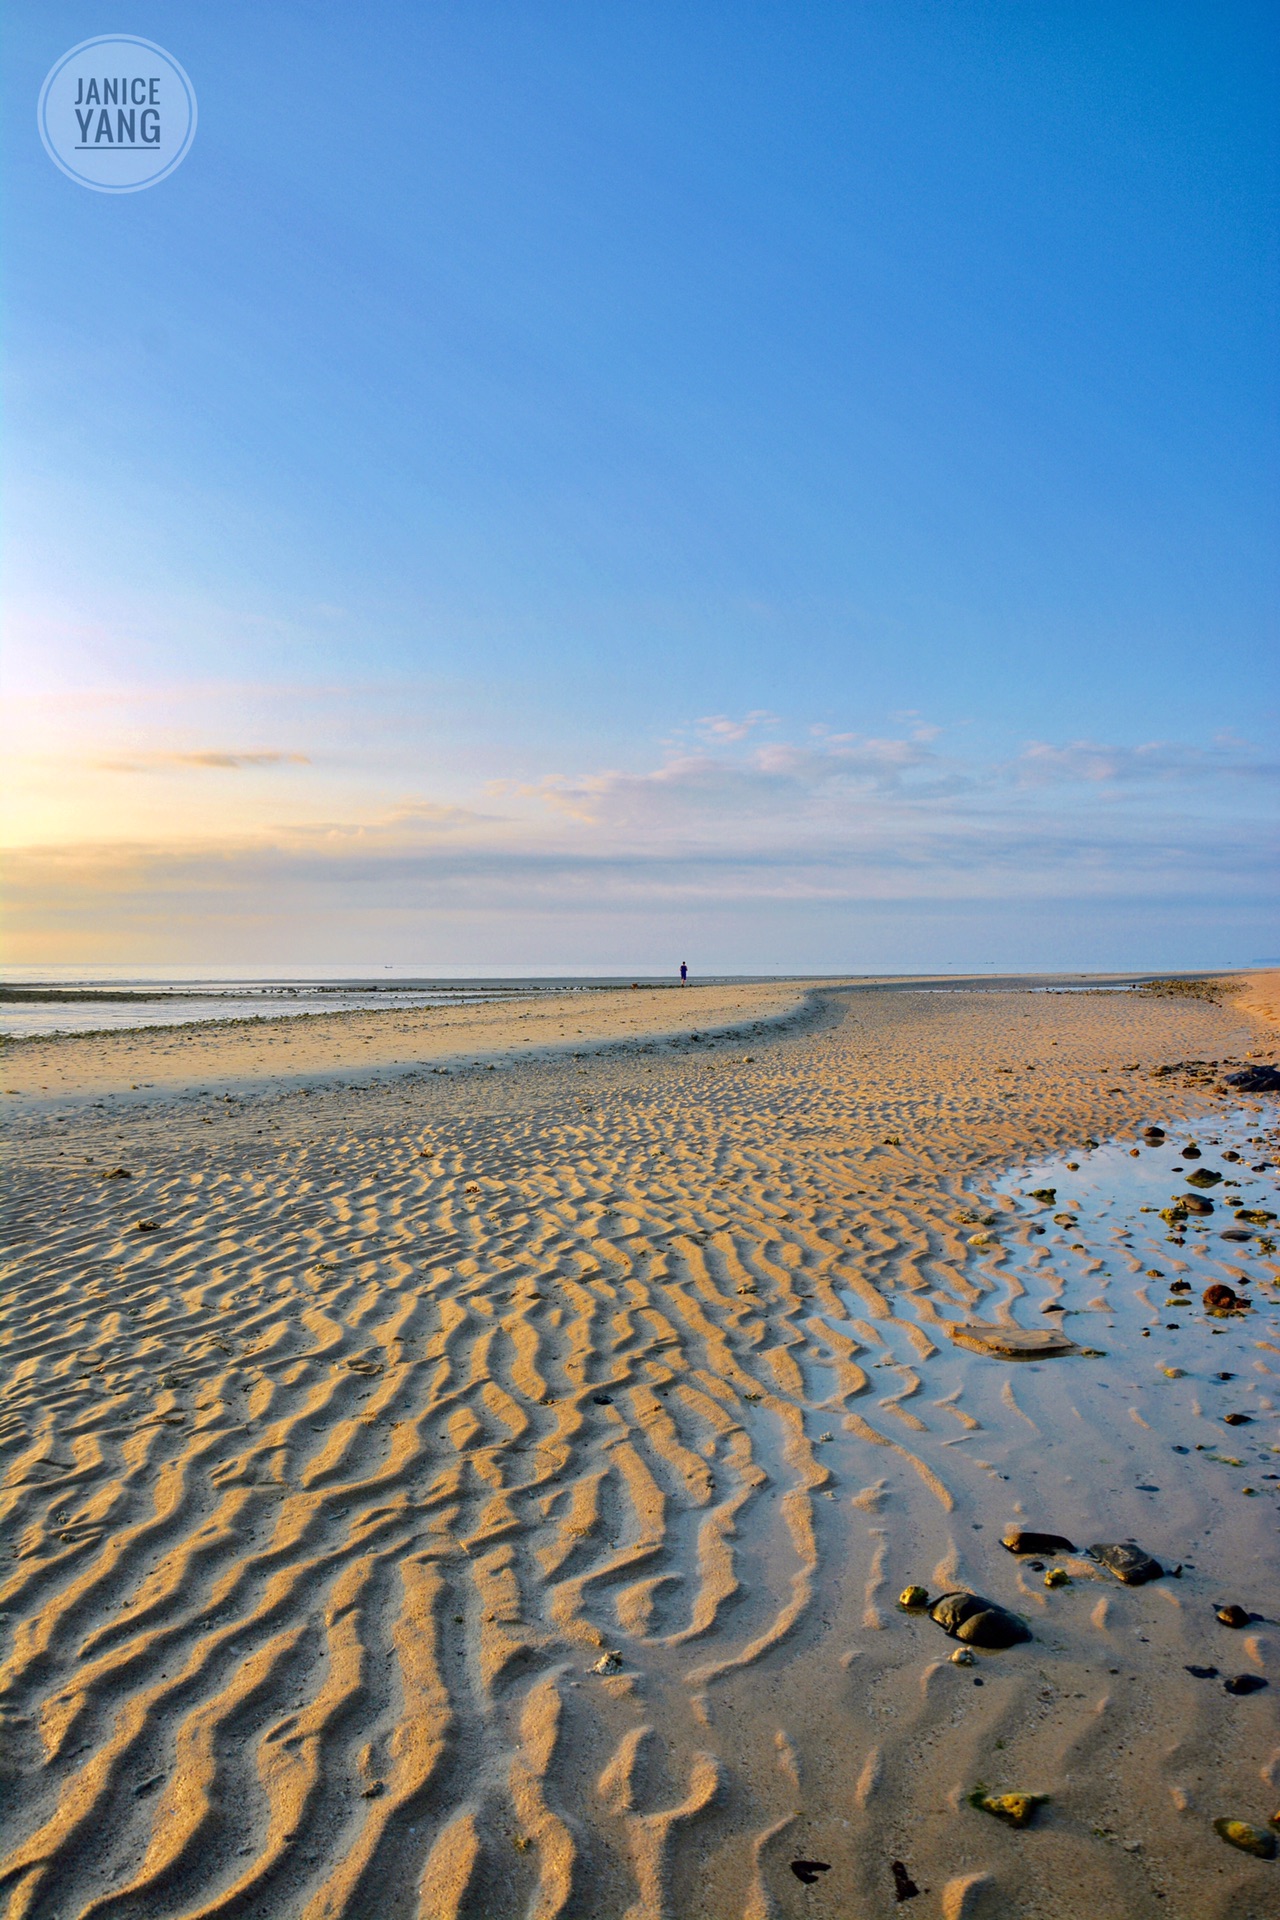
[1088,1542,1164,1585]
[1216,1604,1250,1629]
[1044,1567,1070,1588]
[968,1789,1046,1828]
[950,1647,976,1665]
[1212,1818,1276,1858]
[1002,1528,1074,1556]
[930,1590,1032,1648]
[1223,1674,1268,1695]
[899,1585,930,1610]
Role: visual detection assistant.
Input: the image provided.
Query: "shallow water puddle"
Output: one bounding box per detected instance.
[917,1109,1280,1541]
[988,1109,1280,1349]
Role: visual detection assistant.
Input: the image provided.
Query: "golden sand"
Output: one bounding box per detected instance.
[2,974,1278,1918]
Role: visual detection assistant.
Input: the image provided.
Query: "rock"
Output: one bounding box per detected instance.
[1237,1209,1277,1225]
[931,1591,1032,1649]
[1223,1413,1253,1427]
[101,1167,132,1179]
[790,1860,831,1885]
[1186,1168,1222,1189]
[1204,1283,1245,1313]
[134,1220,159,1232]
[891,1860,921,1902]
[1213,1818,1276,1858]
[1185,1664,1219,1678]
[1088,1542,1164,1585]
[1216,1604,1250,1627]
[947,1322,1080,1360]
[1002,1529,1074,1556]
[1223,1064,1280,1093]
[899,1585,930,1609]
[1143,1127,1166,1142]
[590,1650,623,1674]
[968,1789,1046,1828]
[1044,1567,1070,1588]
[1177,1193,1214,1214]
[1029,1188,1057,1204]
[1180,1145,1202,1159]
[951,1647,976,1665]
[1224,1674,1268,1695]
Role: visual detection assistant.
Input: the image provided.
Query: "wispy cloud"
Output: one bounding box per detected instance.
[1012,738,1278,786]
[95,750,312,773]
[694,710,778,743]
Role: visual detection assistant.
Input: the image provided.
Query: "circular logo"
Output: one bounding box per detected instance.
[38,36,196,193]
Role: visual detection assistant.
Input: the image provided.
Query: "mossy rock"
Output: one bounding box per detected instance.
[969,1789,1047,1828]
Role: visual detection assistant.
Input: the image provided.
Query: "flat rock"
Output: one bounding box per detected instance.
[1223,1064,1280,1093]
[1185,1168,1221,1189]
[1002,1529,1074,1556]
[1088,1542,1164,1585]
[930,1590,1032,1649]
[948,1321,1079,1360]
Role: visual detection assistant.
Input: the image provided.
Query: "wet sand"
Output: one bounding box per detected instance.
[2,974,1278,1919]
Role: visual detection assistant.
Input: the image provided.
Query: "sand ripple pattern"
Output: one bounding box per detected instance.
[2,983,1277,1918]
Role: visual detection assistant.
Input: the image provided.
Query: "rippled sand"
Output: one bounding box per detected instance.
[2,977,1278,1919]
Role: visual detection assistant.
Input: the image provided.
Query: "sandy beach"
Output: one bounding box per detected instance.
[2,974,1279,1920]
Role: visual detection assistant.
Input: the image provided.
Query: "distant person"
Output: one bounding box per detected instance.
[680,961,688,984]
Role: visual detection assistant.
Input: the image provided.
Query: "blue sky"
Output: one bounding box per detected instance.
[2,2,1277,972]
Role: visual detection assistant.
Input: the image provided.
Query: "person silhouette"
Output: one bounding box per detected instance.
[680,961,688,984]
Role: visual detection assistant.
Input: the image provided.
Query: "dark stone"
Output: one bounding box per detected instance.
[930,1590,1032,1648]
[1222,1413,1253,1426]
[1185,1168,1221,1189]
[1088,1542,1164,1585]
[592,1394,613,1405]
[1204,1283,1244,1312]
[1216,1604,1250,1628]
[1180,1145,1202,1159]
[1176,1193,1213,1214]
[891,1860,920,1902]
[1221,1229,1252,1242]
[1223,1674,1268,1695]
[1185,1664,1219,1678]
[1002,1529,1074,1556]
[790,1861,831,1885]
[1223,1064,1280,1093]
